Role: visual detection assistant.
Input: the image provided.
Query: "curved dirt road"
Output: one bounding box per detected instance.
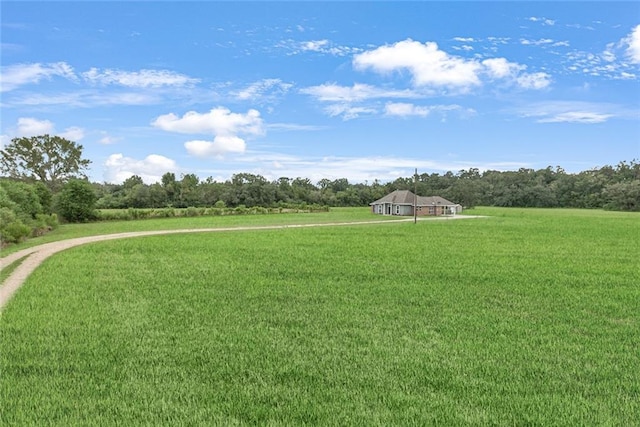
[0,215,484,310]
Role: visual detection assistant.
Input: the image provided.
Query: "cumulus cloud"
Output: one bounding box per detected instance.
[0,62,76,92]
[153,107,264,158]
[10,117,86,140]
[351,39,551,93]
[82,68,199,87]
[16,117,55,136]
[482,58,525,79]
[353,39,482,89]
[482,58,551,89]
[185,136,246,157]
[152,107,263,136]
[624,24,640,63]
[104,153,178,184]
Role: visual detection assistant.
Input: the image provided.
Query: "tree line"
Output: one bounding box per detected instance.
[1,135,639,245]
[94,161,639,212]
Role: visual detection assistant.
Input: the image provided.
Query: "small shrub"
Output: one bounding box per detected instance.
[0,208,31,244]
[185,206,199,217]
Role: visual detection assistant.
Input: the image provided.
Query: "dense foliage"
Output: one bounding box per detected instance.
[0,135,91,191]
[93,160,640,212]
[55,179,98,223]
[0,180,58,244]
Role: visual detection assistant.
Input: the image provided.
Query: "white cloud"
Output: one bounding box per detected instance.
[98,134,120,145]
[82,68,199,87]
[104,153,178,184]
[528,16,555,26]
[59,126,85,141]
[624,24,640,63]
[6,89,165,107]
[384,102,430,117]
[516,72,551,89]
[300,83,421,102]
[230,153,528,184]
[277,39,361,56]
[453,37,475,42]
[482,58,551,89]
[325,104,377,120]
[537,111,613,124]
[0,62,76,92]
[353,39,482,89]
[9,117,85,141]
[352,39,549,92]
[185,136,246,158]
[518,101,621,124]
[301,39,329,52]
[154,107,263,158]
[520,38,554,46]
[233,78,293,101]
[16,117,55,136]
[152,107,264,136]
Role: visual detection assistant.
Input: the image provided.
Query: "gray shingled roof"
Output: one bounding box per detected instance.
[370,190,455,206]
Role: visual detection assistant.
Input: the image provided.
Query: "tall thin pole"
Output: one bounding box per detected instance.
[414,168,418,224]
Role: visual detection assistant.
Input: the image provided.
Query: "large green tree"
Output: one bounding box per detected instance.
[0,134,91,190]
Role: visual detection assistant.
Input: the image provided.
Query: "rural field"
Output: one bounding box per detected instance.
[0,207,638,425]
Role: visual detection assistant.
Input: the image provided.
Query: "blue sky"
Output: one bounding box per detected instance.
[1,1,639,184]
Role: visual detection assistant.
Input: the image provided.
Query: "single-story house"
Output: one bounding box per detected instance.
[370,190,462,216]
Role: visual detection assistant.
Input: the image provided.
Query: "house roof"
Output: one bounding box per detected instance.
[370,190,455,206]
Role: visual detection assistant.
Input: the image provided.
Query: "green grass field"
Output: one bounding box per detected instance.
[0,207,392,256]
[1,207,638,425]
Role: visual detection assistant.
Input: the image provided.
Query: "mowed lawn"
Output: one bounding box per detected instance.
[1,208,638,425]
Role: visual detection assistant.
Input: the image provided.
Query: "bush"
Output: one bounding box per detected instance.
[0,179,42,220]
[0,208,31,244]
[184,206,199,217]
[152,208,175,218]
[56,179,98,222]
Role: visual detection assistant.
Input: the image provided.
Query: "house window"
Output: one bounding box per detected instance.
[429,206,435,215]
[395,205,400,214]
[377,205,382,214]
